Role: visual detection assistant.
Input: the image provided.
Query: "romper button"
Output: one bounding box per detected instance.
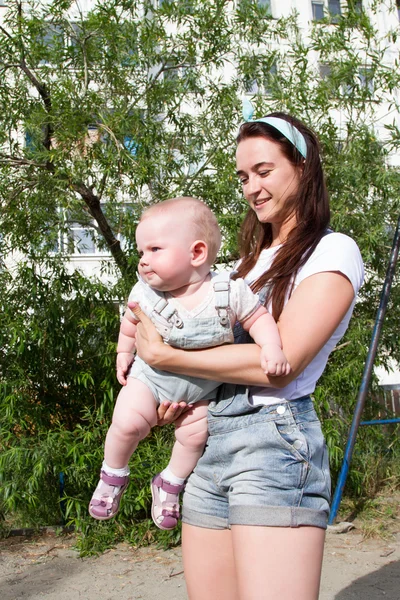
[293,439,303,450]
[276,405,286,415]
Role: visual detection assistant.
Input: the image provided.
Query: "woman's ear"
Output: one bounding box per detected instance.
[190,240,208,266]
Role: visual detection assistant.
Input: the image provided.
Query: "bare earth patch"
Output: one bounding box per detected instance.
[0,526,399,599]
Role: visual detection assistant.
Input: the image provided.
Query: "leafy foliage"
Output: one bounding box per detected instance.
[0,0,399,550]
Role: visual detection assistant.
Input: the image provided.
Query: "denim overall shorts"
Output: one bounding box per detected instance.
[182,321,332,530]
[128,272,237,405]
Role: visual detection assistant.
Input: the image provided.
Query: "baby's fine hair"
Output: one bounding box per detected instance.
[140,197,222,264]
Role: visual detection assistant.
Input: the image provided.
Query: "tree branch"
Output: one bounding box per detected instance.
[180,140,232,192]
[0,153,47,168]
[18,59,54,156]
[72,182,130,276]
[0,24,13,41]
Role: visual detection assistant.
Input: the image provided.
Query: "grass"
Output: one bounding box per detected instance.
[338,486,400,540]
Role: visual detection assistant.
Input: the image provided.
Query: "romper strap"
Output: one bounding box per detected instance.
[152,297,183,328]
[137,275,183,329]
[213,271,231,326]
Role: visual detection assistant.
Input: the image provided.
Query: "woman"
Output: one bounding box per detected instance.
[130,111,364,600]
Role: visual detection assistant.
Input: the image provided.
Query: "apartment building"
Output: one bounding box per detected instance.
[1,0,399,275]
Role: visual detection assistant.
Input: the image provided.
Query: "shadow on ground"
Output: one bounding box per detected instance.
[0,552,82,600]
[335,560,400,600]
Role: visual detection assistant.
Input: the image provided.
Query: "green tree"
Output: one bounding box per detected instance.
[0,0,399,549]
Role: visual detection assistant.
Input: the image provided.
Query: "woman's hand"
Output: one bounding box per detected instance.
[128,302,168,366]
[157,401,189,425]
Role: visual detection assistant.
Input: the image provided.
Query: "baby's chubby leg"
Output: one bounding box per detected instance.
[151,401,209,530]
[89,378,157,520]
[169,400,209,479]
[104,377,158,468]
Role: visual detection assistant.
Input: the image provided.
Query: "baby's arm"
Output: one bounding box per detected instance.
[241,306,291,376]
[116,308,139,386]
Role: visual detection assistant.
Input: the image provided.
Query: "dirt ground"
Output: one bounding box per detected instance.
[0,526,399,600]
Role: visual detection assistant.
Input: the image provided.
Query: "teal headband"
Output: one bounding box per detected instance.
[242,99,307,159]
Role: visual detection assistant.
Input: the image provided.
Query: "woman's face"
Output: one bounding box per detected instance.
[236,136,302,229]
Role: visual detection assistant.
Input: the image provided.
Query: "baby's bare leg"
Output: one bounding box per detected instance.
[104,377,158,468]
[150,401,209,530]
[89,378,158,520]
[169,401,209,479]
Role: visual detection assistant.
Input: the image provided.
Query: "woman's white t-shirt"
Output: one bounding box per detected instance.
[243,232,364,406]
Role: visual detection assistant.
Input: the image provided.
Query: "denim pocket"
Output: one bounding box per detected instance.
[273,418,310,463]
[208,383,241,415]
[296,419,331,495]
[208,384,261,417]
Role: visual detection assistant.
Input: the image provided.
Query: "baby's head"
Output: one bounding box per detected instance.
[136,197,221,292]
[139,197,221,266]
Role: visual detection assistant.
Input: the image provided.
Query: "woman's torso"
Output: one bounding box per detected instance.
[242,231,364,405]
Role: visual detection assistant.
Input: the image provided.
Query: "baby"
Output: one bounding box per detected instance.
[89,197,290,529]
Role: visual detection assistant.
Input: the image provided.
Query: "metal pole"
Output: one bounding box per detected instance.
[328,215,400,524]
[59,471,66,525]
[360,418,400,426]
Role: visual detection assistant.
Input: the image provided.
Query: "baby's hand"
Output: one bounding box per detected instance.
[116,352,135,386]
[260,344,291,377]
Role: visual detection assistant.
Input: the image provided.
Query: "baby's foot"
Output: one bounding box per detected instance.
[150,474,185,530]
[89,470,129,520]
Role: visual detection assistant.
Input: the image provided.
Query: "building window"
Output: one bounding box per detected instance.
[123,136,138,156]
[312,1,363,22]
[40,221,62,254]
[163,61,180,83]
[256,0,272,13]
[264,62,277,94]
[244,63,277,95]
[65,206,128,257]
[67,23,82,50]
[319,64,332,79]
[40,24,64,49]
[24,127,50,153]
[348,0,363,14]
[318,64,336,96]
[163,58,195,82]
[312,1,325,21]
[358,68,374,94]
[239,0,273,14]
[328,0,341,17]
[25,130,36,152]
[159,0,194,12]
[37,24,64,65]
[67,223,97,255]
[244,76,259,94]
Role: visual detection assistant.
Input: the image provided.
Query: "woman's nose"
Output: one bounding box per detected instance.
[245,175,261,198]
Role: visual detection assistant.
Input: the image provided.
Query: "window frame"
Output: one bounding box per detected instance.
[311,1,325,21]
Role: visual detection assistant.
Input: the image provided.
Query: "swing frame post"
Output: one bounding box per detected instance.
[328,215,400,525]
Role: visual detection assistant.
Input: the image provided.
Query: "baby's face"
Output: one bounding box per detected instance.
[136,212,197,292]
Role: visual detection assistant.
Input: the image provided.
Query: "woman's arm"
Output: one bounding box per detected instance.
[131,271,355,388]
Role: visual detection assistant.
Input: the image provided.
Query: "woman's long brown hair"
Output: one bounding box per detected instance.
[234,113,330,320]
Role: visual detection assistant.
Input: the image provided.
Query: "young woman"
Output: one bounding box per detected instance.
[130,112,364,600]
